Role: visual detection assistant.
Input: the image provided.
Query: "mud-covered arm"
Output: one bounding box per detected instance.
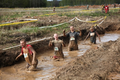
[29,46,37,65]
[63,30,69,37]
[96,32,101,42]
[62,40,65,47]
[49,41,53,47]
[63,30,66,37]
[15,52,23,60]
[84,33,90,42]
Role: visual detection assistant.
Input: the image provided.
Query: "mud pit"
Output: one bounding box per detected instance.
[0,31,120,80]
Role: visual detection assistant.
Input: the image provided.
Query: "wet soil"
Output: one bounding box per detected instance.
[0,32,120,80]
[0,15,120,49]
[0,7,120,80]
[51,32,120,80]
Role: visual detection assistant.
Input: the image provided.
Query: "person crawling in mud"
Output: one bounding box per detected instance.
[49,34,65,60]
[15,39,38,71]
[63,26,82,51]
[84,27,101,44]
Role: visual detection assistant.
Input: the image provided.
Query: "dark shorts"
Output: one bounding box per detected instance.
[90,37,96,44]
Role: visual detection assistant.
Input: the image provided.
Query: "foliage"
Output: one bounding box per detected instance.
[0,0,47,8]
[60,0,120,6]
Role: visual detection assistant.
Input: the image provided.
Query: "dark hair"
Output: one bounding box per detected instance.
[20,39,26,42]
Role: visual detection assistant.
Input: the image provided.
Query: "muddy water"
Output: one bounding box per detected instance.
[0,32,120,80]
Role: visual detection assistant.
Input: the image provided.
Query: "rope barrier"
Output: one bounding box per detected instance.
[3,16,107,50]
[75,16,107,23]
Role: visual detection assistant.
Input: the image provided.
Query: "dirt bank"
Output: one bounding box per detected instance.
[51,37,120,80]
[1,15,120,48]
[0,15,120,67]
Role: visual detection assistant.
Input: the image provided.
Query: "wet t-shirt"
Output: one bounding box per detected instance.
[66,31,80,44]
[51,39,63,51]
[89,31,96,41]
[21,45,33,65]
[21,45,33,56]
[51,39,64,57]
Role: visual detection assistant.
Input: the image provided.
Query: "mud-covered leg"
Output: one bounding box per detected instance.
[28,59,38,71]
[68,47,72,51]
[74,44,78,50]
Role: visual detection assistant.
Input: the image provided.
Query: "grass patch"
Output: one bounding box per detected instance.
[0,23,70,39]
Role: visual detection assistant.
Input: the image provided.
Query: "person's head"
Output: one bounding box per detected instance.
[70,26,74,32]
[20,39,26,47]
[53,33,58,40]
[90,27,94,32]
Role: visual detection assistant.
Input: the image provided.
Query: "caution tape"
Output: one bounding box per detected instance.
[2,16,107,50]
[94,16,107,26]
[1,7,119,27]
[0,20,38,27]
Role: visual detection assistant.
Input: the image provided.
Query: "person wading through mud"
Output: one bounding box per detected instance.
[15,39,38,71]
[63,26,82,51]
[49,34,65,60]
[84,27,101,44]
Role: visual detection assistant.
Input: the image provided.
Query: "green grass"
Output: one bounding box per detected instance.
[0,23,70,39]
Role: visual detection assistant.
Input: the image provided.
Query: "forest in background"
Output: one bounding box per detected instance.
[0,0,120,8]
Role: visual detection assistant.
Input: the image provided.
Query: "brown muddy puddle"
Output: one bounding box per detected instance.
[0,31,120,80]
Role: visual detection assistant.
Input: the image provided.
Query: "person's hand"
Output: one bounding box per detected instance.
[63,29,65,33]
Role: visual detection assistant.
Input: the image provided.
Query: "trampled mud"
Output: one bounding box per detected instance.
[0,32,120,80]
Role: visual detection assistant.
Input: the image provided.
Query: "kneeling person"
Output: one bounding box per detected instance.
[63,26,82,51]
[16,39,38,71]
[49,34,65,60]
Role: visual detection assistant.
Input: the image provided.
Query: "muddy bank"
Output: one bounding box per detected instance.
[0,24,103,67]
[51,38,120,80]
[0,15,120,67]
[0,18,120,67]
[0,15,120,46]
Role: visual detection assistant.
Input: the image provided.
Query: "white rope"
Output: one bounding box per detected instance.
[3,37,53,50]
[3,17,106,50]
[39,17,76,29]
[75,17,104,23]
[98,19,105,26]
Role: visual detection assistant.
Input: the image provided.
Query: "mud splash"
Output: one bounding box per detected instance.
[0,32,120,80]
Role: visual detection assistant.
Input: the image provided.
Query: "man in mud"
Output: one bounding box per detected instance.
[49,33,65,60]
[63,26,82,51]
[15,39,38,71]
[84,27,101,44]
